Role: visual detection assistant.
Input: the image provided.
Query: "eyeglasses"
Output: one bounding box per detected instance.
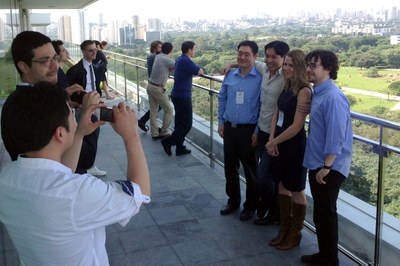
[85,49,98,53]
[306,62,321,70]
[31,54,58,66]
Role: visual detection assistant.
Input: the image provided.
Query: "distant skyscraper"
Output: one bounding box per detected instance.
[132,15,140,39]
[58,15,72,42]
[146,31,161,43]
[147,18,161,42]
[78,10,87,43]
[119,25,135,46]
[391,7,398,20]
[147,18,161,31]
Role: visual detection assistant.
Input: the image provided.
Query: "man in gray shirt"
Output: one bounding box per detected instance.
[253,41,289,225]
[147,42,175,140]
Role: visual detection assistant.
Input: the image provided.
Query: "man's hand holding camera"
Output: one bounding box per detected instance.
[76,92,105,138]
[110,102,138,142]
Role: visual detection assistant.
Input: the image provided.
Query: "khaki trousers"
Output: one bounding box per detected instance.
[146,84,173,137]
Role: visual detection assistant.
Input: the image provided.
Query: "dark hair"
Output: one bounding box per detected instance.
[80,40,95,51]
[265,41,290,57]
[94,40,101,47]
[306,49,339,80]
[161,42,173,54]
[11,31,52,76]
[181,41,195,54]
[51,40,64,55]
[150,40,162,53]
[100,41,108,49]
[8,82,70,152]
[237,40,258,55]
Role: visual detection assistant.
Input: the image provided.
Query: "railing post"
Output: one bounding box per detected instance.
[136,62,140,111]
[209,90,215,168]
[373,126,387,266]
[113,56,117,92]
[123,59,127,102]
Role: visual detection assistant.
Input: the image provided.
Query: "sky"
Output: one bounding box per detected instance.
[83,0,400,22]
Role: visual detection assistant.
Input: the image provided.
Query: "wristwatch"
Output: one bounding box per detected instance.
[322,164,332,170]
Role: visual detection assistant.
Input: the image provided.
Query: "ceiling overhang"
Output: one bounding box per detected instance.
[0,0,98,10]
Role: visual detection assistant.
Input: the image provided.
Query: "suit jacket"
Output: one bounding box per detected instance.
[66,59,102,95]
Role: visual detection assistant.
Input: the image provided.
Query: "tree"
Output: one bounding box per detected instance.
[385,49,400,68]
[355,53,382,69]
[366,67,380,78]
[388,80,400,96]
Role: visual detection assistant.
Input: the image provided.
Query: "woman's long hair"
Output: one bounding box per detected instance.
[283,49,311,95]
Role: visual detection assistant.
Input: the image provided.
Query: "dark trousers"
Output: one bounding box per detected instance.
[164,96,192,151]
[309,169,345,265]
[223,123,258,210]
[255,130,278,215]
[139,106,162,124]
[76,114,100,174]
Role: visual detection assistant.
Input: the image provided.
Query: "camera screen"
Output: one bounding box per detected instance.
[100,108,113,122]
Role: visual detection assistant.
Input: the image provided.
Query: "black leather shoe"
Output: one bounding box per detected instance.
[176,148,191,156]
[161,139,172,156]
[301,253,321,265]
[254,217,271,225]
[301,254,338,266]
[256,207,268,219]
[152,134,170,141]
[220,204,239,215]
[138,121,149,132]
[239,209,254,221]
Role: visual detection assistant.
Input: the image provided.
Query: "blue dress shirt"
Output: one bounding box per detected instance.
[303,79,353,178]
[218,67,262,127]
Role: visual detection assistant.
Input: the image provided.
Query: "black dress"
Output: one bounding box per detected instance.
[271,88,308,192]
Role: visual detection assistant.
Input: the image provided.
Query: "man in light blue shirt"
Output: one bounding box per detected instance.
[218,40,262,221]
[301,50,353,266]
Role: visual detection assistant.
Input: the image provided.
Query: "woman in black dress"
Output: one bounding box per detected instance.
[266,49,312,250]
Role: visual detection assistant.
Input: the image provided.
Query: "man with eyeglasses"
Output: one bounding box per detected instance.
[1,31,91,167]
[66,40,107,176]
[301,49,353,266]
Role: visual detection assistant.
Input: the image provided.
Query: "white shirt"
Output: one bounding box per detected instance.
[254,61,285,134]
[83,59,96,93]
[0,156,150,266]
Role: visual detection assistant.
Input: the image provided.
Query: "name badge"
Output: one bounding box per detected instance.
[277,110,284,127]
[236,91,244,104]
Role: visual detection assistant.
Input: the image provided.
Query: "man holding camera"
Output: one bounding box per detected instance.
[0,82,150,265]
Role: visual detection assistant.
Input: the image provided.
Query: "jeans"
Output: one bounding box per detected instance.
[255,130,278,214]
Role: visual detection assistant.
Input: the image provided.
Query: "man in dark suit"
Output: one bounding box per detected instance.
[67,40,106,176]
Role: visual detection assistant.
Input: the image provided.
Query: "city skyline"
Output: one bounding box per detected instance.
[85,0,399,22]
[0,0,399,25]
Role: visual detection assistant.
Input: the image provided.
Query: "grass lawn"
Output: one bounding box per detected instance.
[345,92,398,112]
[0,58,18,98]
[337,67,400,94]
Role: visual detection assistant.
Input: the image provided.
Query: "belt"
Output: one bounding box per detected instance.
[149,81,164,88]
[225,121,256,129]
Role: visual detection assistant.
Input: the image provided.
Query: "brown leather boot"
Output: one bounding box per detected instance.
[269,194,292,246]
[276,202,306,250]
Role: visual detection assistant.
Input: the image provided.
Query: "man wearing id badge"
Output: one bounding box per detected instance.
[218,40,262,221]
